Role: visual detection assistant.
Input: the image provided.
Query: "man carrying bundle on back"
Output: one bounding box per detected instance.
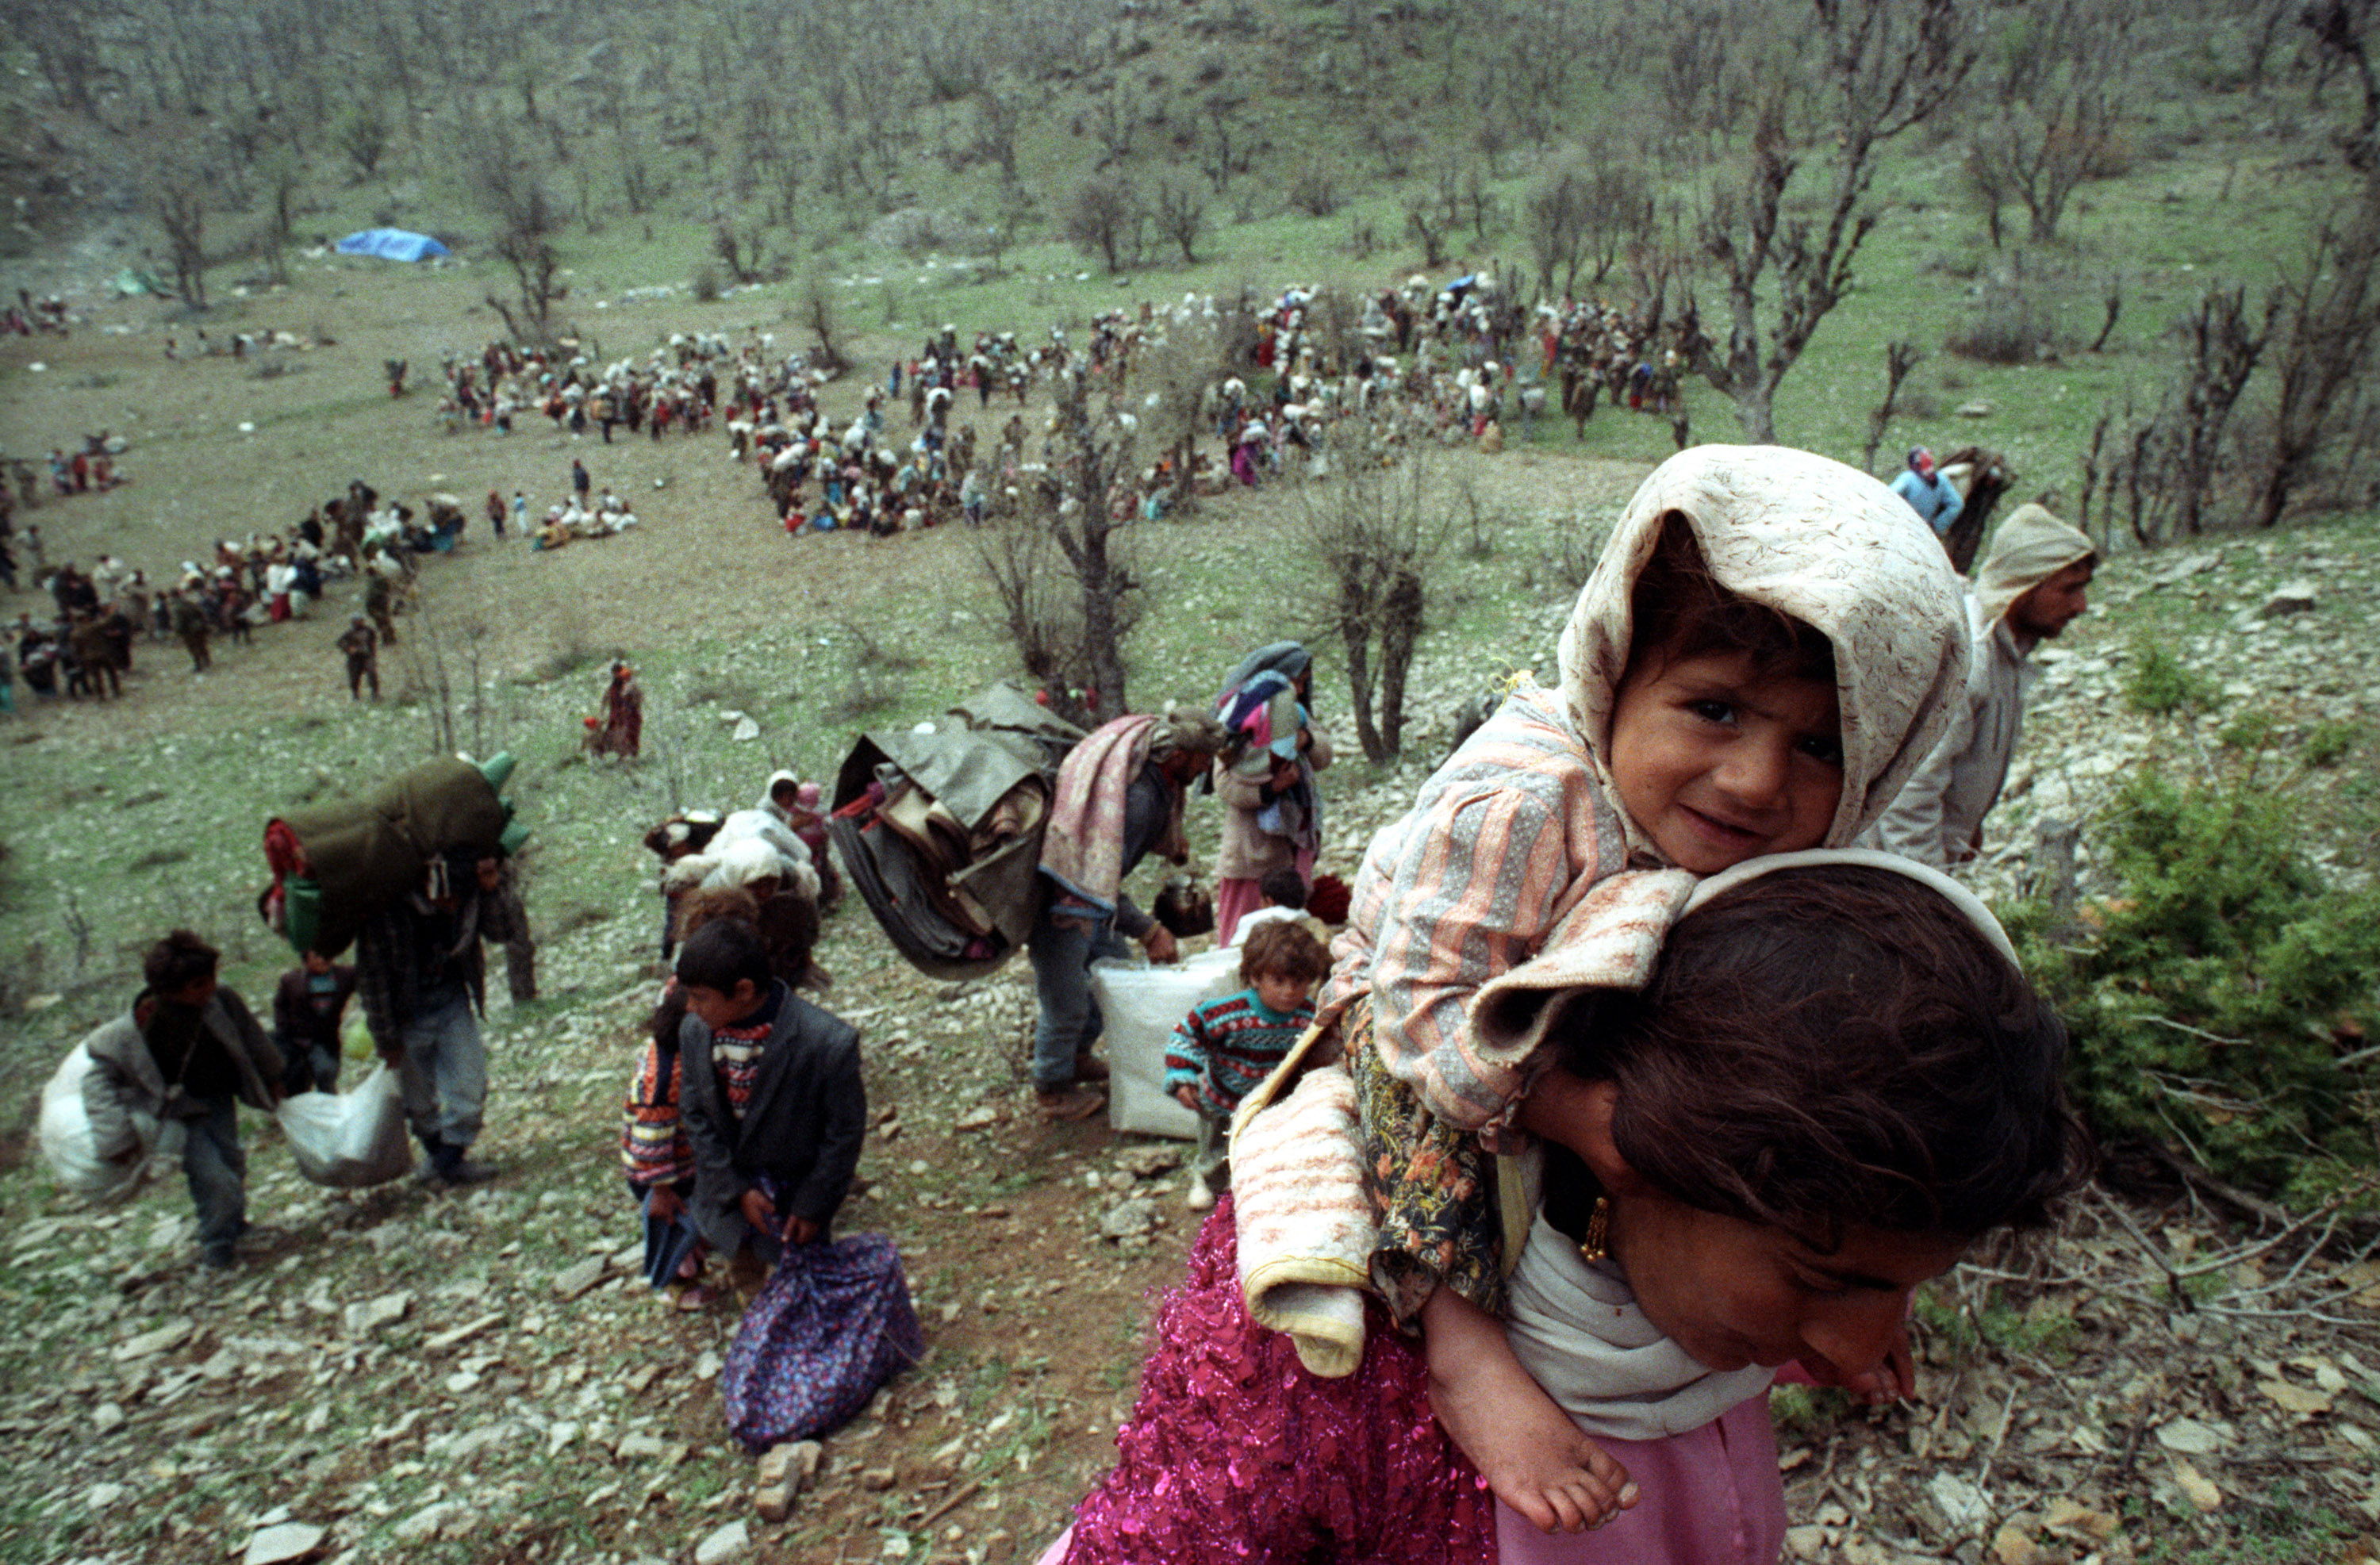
[354,852,506,1187]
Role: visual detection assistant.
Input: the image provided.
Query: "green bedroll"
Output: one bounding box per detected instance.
[263,754,528,959]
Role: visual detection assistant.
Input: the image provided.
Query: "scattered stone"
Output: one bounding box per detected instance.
[86,1482,125,1509]
[1113,1145,1183,1178]
[1989,1522,2036,1565]
[243,1521,328,1565]
[344,1292,412,1336]
[954,1105,1000,1132]
[1929,1471,1990,1532]
[695,1520,750,1563]
[553,1256,608,1300]
[1099,1199,1159,1241]
[1956,399,1994,418]
[2043,1498,2119,1542]
[2259,1375,2331,1416]
[2170,1456,2224,1513]
[861,1466,897,1491]
[616,1431,671,1460]
[91,1402,126,1435]
[392,1501,468,1541]
[2261,581,2317,618]
[424,1314,504,1352]
[2154,1417,2225,1456]
[753,1440,823,1519]
[115,1321,195,1361]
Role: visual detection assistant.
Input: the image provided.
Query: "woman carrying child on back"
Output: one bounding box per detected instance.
[1315,443,1973,1532]
[1045,853,2090,1564]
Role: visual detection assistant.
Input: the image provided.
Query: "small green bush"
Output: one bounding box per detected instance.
[2121,639,2218,716]
[2304,721,2357,768]
[2006,768,2380,1207]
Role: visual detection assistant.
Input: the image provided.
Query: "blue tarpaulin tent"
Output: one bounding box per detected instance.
[334,228,452,262]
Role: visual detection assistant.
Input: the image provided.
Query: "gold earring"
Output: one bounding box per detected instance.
[1577,1196,1610,1264]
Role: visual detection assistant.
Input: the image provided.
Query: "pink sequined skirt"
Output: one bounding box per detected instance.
[1060,1194,1497,1565]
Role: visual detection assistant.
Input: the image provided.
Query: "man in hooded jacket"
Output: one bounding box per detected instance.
[1871,504,2097,868]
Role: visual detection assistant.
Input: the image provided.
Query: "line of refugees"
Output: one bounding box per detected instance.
[0,474,465,708]
[436,332,770,442]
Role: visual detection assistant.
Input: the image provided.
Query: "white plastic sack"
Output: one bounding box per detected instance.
[1088,949,1243,1139]
[38,1043,183,1204]
[276,1064,413,1187]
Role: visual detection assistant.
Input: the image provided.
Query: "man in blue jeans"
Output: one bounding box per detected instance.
[81,930,283,1270]
[1027,712,1228,1121]
[355,853,501,1185]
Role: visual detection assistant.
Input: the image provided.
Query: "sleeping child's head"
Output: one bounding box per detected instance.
[1238,919,1331,1017]
[1563,446,1971,873]
[674,919,775,1030]
[1536,861,2090,1385]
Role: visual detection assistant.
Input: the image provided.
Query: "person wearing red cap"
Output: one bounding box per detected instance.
[1889,446,1964,537]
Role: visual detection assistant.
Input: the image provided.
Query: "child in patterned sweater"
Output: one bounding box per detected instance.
[1167,920,1332,1210]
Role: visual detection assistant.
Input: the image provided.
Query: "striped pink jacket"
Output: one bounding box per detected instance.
[1319,685,1632,1133]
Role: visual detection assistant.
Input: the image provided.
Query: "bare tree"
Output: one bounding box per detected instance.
[799,276,850,374]
[1150,177,1207,265]
[336,101,393,184]
[2256,202,2380,526]
[1860,339,1924,474]
[2079,286,2271,547]
[970,86,1023,186]
[1404,165,1462,271]
[460,117,566,344]
[1964,0,2140,244]
[1065,179,1143,273]
[1199,94,1256,195]
[975,370,1141,723]
[256,156,302,288]
[1677,0,1975,444]
[710,217,774,284]
[1296,420,1445,762]
[149,160,210,309]
[1526,154,1656,301]
[2256,0,2380,524]
[1087,76,1142,167]
[2175,283,2275,535]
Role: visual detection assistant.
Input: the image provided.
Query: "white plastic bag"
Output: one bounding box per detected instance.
[1088,949,1244,1139]
[276,1064,413,1187]
[38,1043,184,1204]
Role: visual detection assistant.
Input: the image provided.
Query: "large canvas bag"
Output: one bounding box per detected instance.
[1088,949,1242,1140]
[721,1232,925,1450]
[828,685,1084,980]
[38,1044,186,1205]
[275,1064,413,1187]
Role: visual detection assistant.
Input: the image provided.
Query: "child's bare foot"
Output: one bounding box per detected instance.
[1422,1287,1639,1533]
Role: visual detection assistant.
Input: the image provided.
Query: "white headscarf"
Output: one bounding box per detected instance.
[1973,503,2095,627]
[1559,445,1973,856]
